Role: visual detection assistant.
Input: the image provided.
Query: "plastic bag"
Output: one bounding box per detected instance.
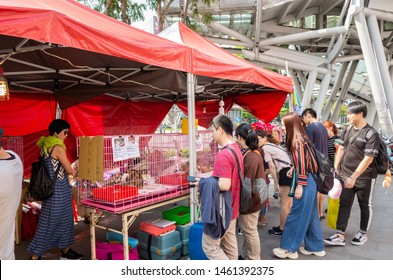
[326,197,340,229]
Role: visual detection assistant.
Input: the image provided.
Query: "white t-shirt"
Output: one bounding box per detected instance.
[262,143,292,172]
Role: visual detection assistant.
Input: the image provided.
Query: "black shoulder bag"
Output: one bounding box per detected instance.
[29,146,61,201]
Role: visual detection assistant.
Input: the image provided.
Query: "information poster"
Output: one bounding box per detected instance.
[112,135,140,162]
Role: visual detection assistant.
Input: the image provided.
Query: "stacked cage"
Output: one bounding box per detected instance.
[78,131,217,213]
[1,136,24,162]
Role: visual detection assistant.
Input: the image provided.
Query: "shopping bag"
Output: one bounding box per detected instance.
[326,197,340,229]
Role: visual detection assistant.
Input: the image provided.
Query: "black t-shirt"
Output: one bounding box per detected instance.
[338,124,379,179]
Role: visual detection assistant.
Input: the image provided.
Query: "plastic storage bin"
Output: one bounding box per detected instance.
[137,229,181,260]
[158,173,188,186]
[139,219,176,237]
[91,185,138,202]
[176,223,191,256]
[162,206,190,225]
[189,221,208,260]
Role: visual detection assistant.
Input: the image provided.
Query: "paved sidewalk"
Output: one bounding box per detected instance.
[15,175,393,260]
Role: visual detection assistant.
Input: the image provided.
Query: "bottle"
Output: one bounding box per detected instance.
[288,169,297,197]
[383,169,391,189]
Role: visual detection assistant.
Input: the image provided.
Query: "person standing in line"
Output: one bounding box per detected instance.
[201,115,243,260]
[323,121,339,169]
[0,128,23,260]
[324,101,379,246]
[256,130,293,237]
[302,108,329,220]
[28,119,83,260]
[272,112,325,259]
[235,124,268,260]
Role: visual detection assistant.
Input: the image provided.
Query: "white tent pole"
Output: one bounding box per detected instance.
[354,10,393,139]
[187,72,198,224]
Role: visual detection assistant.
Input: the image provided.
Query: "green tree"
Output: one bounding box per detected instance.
[78,0,146,24]
[241,110,257,124]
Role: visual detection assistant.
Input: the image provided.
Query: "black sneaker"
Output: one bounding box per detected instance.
[60,248,84,260]
[268,226,283,236]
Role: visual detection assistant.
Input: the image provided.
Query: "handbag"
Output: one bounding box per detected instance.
[29,146,60,201]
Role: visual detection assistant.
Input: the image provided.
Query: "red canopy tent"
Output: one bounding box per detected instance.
[0,0,292,176]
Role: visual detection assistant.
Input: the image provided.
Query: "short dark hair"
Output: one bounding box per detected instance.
[48,119,71,136]
[347,101,367,117]
[301,108,317,119]
[210,115,233,136]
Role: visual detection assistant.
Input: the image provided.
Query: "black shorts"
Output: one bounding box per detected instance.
[278,167,292,186]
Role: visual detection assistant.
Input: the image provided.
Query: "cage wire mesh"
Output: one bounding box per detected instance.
[77,131,217,213]
[1,136,24,162]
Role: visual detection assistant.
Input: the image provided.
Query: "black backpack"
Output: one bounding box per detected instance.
[29,146,60,201]
[365,130,390,174]
[306,140,334,195]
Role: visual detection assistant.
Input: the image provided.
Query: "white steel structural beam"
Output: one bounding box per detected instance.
[258,26,347,47]
[331,60,359,123]
[354,9,393,139]
[321,62,349,121]
[314,73,332,119]
[242,50,333,75]
[367,15,393,125]
[301,70,317,109]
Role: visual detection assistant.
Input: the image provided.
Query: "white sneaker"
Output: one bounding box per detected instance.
[273,247,298,259]
[324,234,345,246]
[351,231,368,246]
[299,247,326,257]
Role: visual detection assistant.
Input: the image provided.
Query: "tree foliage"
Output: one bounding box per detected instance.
[78,0,215,31]
[78,0,146,24]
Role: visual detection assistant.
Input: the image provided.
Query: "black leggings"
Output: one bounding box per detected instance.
[336,178,376,234]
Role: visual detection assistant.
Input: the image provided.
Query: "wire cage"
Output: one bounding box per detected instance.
[1,136,24,162]
[77,131,217,213]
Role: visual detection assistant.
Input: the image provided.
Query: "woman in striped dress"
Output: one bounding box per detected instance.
[272,112,325,259]
[28,119,83,260]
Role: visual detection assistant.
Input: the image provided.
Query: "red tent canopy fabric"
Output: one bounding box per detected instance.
[177,91,287,128]
[159,22,292,93]
[0,0,189,72]
[62,95,173,136]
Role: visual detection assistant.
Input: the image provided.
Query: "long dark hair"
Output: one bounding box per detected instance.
[281,112,308,153]
[235,123,259,150]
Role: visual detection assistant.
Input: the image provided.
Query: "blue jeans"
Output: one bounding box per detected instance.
[280,173,324,252]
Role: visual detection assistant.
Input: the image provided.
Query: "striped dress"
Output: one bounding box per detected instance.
[27,150,74,256]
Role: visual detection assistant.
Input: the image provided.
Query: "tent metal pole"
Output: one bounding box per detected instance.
[187,72,198,224]
[354,10,393,139]
[301,70,317,109]
[367,15,393,131]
